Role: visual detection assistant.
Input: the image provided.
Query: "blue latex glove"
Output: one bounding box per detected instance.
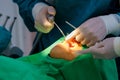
[0,26,11,53]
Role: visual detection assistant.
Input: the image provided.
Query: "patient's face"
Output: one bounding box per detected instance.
[50,39,82,60]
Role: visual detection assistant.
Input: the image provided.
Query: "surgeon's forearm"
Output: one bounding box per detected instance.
[100,14,120,36]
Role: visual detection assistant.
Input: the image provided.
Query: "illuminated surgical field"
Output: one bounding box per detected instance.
[50,39,82,60]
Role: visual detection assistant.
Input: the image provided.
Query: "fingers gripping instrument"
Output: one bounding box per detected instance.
[47,15,77,40]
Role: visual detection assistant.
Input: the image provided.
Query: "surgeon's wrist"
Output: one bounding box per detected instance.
[100,14,120,36]
[32,2,48,19]
[114,37,120,57]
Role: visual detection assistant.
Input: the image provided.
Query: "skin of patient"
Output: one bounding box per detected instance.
[50,39,82,60]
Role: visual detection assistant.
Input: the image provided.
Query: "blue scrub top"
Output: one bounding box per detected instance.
[13,0,119,51]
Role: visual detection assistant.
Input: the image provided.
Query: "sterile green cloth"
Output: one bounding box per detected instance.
[0,37,118,80]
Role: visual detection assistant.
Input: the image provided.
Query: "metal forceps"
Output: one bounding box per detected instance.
[47,15,66,38]
[47,15,76,39]
[54,21,77,39]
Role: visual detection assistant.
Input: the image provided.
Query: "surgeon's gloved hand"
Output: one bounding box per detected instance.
[76,37,118,59]
[34,5,56,33]
[0,27,11,53]
[66,17,107,47]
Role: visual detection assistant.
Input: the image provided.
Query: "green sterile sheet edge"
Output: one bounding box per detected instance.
[0,37,118,80]
[18,37,118,80]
